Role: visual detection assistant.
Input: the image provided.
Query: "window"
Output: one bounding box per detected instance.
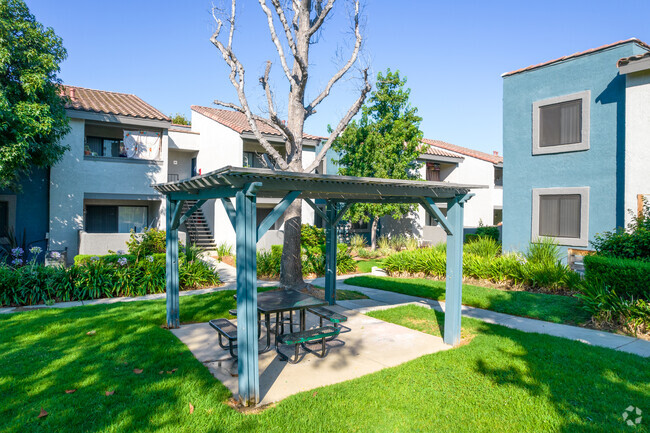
[85,205,148,233]
[243,152,267,168]
[531,187,589,246]
[493,208,502,225]
[0,201,8,238]
[532,91,590,155]
[426,163,441,181]
[494,167,503,187]
[86,136,125,157]
[350,221,370,232]
[256,207,283,230]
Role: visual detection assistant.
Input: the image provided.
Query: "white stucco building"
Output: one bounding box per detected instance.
[382,139,503,244]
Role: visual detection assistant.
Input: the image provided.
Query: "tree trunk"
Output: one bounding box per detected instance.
[370,216,379,250]
[279,160,304,289]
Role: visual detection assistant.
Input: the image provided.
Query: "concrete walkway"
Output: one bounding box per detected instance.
[171,304,450,405]
[309,276,650,358]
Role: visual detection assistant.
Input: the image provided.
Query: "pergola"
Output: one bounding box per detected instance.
[153,166,483,406]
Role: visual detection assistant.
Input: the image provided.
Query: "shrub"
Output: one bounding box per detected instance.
[300,224,325,248]
[464,236,501,258]
[377,236,390,251]
[475,225,500,242]
[215,242,233,258]
[583,255,650,300]
[578,279,650,334]
[126,228,168,258]
[0,253,219,307]
[349,234,368,249]
[526,237,562,264]
[257,244,355,277]
[590,199,650,260]
[382,242,577,291]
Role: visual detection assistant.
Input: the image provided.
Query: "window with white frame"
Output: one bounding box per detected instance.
[531,187,589,246]
[532,91,590,155]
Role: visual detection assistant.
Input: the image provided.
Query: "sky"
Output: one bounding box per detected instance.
[27,0,650,155]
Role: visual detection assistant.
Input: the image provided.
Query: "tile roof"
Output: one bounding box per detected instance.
[502,38,650,77]
[422,138,503,164]
[62,86,170,122]
[617,51,650,67]
[420,144,463,159]
[191,106,324,141]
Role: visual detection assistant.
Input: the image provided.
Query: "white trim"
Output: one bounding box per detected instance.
[532,91,590,155]
[531,187,590,247]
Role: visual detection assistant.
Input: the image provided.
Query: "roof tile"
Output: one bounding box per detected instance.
[422,138,503,164]
[191,106,324,141]
[63,86,170,122]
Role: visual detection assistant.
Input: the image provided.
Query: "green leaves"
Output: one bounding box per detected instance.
[0,0,69,190]
[332,69,423,227]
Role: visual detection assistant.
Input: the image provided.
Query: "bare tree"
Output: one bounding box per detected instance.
[210,0,371,289]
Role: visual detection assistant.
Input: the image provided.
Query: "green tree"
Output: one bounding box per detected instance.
[0,0,69,191]
[333,69,423,249]
[170,113,190,125]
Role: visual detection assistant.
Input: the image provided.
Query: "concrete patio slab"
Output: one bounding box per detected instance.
[171,307,451,405]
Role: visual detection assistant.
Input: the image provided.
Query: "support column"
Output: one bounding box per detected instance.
[444,195,465,346]
[324,201,337,305]
[165,197,180,329]
[235,186,259,406]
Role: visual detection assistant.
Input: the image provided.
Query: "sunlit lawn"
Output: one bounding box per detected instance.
[1,290,647,432]
[346,275,591,325]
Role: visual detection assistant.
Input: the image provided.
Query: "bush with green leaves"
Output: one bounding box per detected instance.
[349,234,368,250]
[257,243,356,278]
[382,238,578,291]
[577,278,649,335]
[300,224,325,248]
[0,252,219,307]
[126,228,168,258]
[590,200,650,260]
[583,255,650,300]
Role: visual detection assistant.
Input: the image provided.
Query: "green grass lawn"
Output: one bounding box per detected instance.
[309,285,369,300]
[1,290,648,433]
[355,259,384,273]
[345,275,591,325]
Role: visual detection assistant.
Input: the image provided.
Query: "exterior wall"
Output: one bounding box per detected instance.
[190,110,243,249]
[78,231,185,255]
[623,69,650,226]
[49,118,168,261]
[167,149,197,182]
[502,42,648,254]
[0,168,50,255]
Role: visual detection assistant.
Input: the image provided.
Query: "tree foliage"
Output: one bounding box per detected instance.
[333,69,423,245]
[170,113,190,125]
[0,0,69,191]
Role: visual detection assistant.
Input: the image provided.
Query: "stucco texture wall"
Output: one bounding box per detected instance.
[502,42,647,254]
[49,118,168,260]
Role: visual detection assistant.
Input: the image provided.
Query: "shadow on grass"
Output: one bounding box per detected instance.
[370,305,650,433]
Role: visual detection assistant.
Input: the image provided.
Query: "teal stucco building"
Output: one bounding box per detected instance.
[502,39,650,254]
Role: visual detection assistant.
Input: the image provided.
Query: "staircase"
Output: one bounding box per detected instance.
[181,200,216,250]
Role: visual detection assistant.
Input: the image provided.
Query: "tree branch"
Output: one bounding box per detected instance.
[259,61,296,144]
[304,68,371,174]
[305,0,361,118]
[258,0,299,87]
[210,2,289,170]
[308,0,335,35]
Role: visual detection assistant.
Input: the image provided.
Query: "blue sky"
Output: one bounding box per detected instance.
[28,0,650,155]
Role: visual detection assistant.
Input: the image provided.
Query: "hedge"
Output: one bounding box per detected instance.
[257,244,357,278]
[583,255,650,300]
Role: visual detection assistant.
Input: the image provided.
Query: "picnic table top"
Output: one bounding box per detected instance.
[256,290,328,314]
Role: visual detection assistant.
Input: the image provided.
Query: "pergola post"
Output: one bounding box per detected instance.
[324,201,337,305]
[444,194,466,346]
[165,197,180,329]
[235,184,260,406]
